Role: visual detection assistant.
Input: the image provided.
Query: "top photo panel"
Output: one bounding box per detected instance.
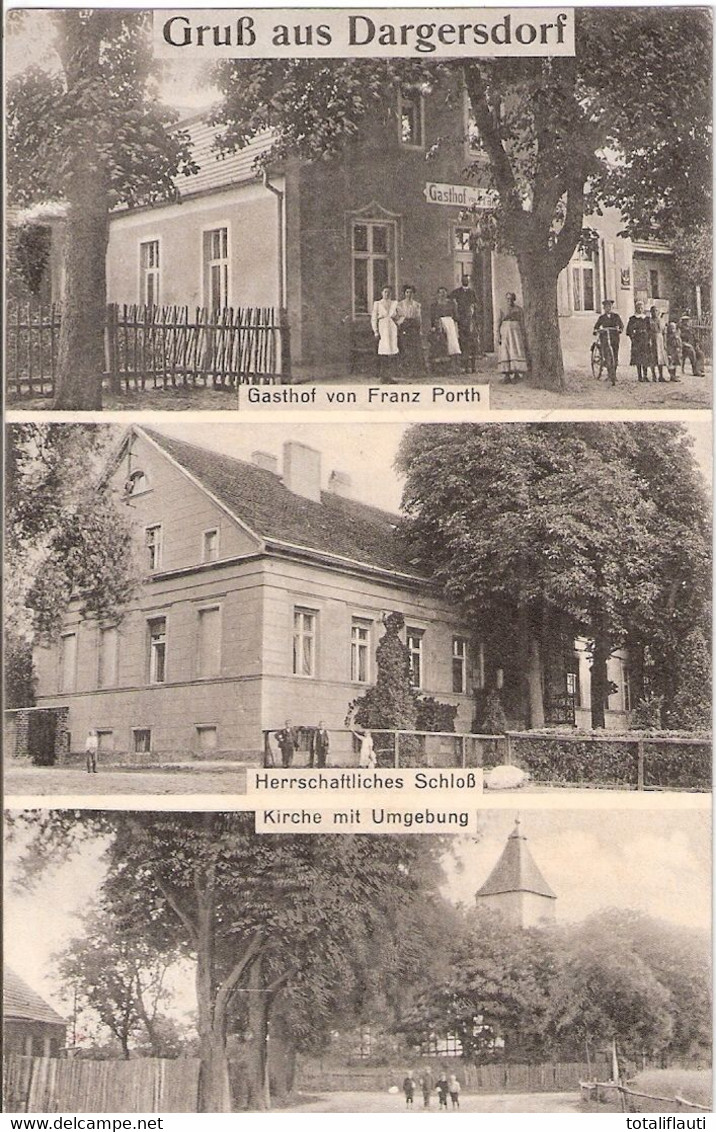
[5,7,712,413]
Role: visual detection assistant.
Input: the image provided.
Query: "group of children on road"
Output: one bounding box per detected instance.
[402,1070,461,1110]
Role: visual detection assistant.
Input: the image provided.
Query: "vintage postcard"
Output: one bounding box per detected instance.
[3,3,713,1123]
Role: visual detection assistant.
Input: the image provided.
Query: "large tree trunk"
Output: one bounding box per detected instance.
[53,171,108,410]
[245,957,271,1112]
[590,632,611,730]
[517,253,566,392]
[52,12,109,411]
[525,633,545,729]
[195,904,232,1113]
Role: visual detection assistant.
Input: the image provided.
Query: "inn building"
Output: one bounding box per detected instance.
[21,78,678,375]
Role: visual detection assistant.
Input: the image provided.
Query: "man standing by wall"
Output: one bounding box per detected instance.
[450,276,479,373]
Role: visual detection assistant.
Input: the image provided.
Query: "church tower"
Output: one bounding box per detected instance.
[475,817,556,929]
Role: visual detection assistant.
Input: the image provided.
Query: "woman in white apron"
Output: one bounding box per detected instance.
[371,285,399,382]
[498,292,528,383]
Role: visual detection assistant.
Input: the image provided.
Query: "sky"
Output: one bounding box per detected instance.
[151,420,712,516]
[4,806,710,1021]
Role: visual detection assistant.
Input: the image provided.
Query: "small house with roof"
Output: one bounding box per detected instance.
[476,818,557,929]
[4,968,67,1058]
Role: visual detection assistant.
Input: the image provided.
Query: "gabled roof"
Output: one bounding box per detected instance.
[476,819,556,900]
[4,968,66,1028]
[140,429,424,580]
[179,117,276,199]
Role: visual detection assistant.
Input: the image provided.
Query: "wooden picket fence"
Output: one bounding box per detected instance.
[3,1054,201,1113]
[6,302,291,398]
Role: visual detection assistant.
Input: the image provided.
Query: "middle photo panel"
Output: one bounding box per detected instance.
[6,420,710,804]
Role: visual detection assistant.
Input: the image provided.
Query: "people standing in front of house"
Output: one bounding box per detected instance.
[311,721,330,768]
[497,292,527,384]
[448,1074,461,1109]
[371,285,399,383]
[625,301,651,382]
[678,310,705,377]
[593,299,624,385]
[395,285,423,378]
[85,729,99,774]
[665,322,683,382]
[648,305,668,382]
[429,287,461,373]
[275,720,298,768]
[450,275,479,373]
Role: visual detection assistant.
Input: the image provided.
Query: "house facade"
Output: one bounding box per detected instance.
[32,427,632,762]
[98,84,678,373]
[33,428,479,763]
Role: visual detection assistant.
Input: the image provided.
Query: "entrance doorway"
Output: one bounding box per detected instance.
[452,228,495,352]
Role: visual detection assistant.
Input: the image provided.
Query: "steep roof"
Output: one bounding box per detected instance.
[476,819,556,900]
[4,968,66,1028]
[179,116,276,198]
[141,429,423,579]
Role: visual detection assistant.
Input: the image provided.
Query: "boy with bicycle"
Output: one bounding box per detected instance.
[593,299,624,385]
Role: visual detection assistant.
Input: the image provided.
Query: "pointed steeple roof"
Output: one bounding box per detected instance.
[476,818,556,900]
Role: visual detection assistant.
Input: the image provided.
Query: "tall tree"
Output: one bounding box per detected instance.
[56,906,183,1059]
[7,11,197,409]
[5,426,140,699]
[401,908,557,1061]
[212,9,711,389]
[10,811,449,1113]
[396,423,670,728]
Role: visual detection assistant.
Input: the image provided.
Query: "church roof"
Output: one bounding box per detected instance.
[4,968,66,1028]
[476,819,556,901]
[140,429,423,581]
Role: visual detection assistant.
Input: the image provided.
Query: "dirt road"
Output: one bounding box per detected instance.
[281,1090,583,1113]
[4,762,248,799]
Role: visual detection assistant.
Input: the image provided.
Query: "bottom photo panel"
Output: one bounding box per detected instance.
[4,806,711,1116]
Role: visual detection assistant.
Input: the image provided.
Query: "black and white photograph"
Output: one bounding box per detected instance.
[4,808,711,1113]
[4,7,712,409]
[3,3,713,1125]
[5,421,711,798]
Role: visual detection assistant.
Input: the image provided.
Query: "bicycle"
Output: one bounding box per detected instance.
[591,330,618,385]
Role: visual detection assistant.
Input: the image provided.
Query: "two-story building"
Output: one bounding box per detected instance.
[17,79,679,376]
[31,427,632,764]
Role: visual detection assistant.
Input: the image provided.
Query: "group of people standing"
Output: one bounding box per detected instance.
[370,277,481,381]
[272,721,330,768]
[402,1069,461,1110]
[371,278,529,384]
[595,300,706,384]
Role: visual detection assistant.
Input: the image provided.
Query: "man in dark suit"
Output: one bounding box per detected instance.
[450,275,479,373]
[311,721,330,768]
[275,720,298,768]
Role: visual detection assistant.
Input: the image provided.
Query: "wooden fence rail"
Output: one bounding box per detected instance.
[6,302,291,399]
[580,1080,711,1113]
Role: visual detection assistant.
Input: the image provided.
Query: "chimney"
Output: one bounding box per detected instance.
[283,442,321,502]
[328,470,353,499]
[251,450,278,475]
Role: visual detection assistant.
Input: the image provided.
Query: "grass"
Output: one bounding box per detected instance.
[629,1068,712,1109]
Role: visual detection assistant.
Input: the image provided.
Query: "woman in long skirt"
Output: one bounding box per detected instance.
[625,300,651,382]
[396,284,423,377]
[648,305,667,382]
[498,292,527,383]
[371,285,399,382]
[428,287,461,373]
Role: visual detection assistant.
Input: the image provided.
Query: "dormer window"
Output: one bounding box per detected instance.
[125,469,149,496]
[398,87,425,149]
